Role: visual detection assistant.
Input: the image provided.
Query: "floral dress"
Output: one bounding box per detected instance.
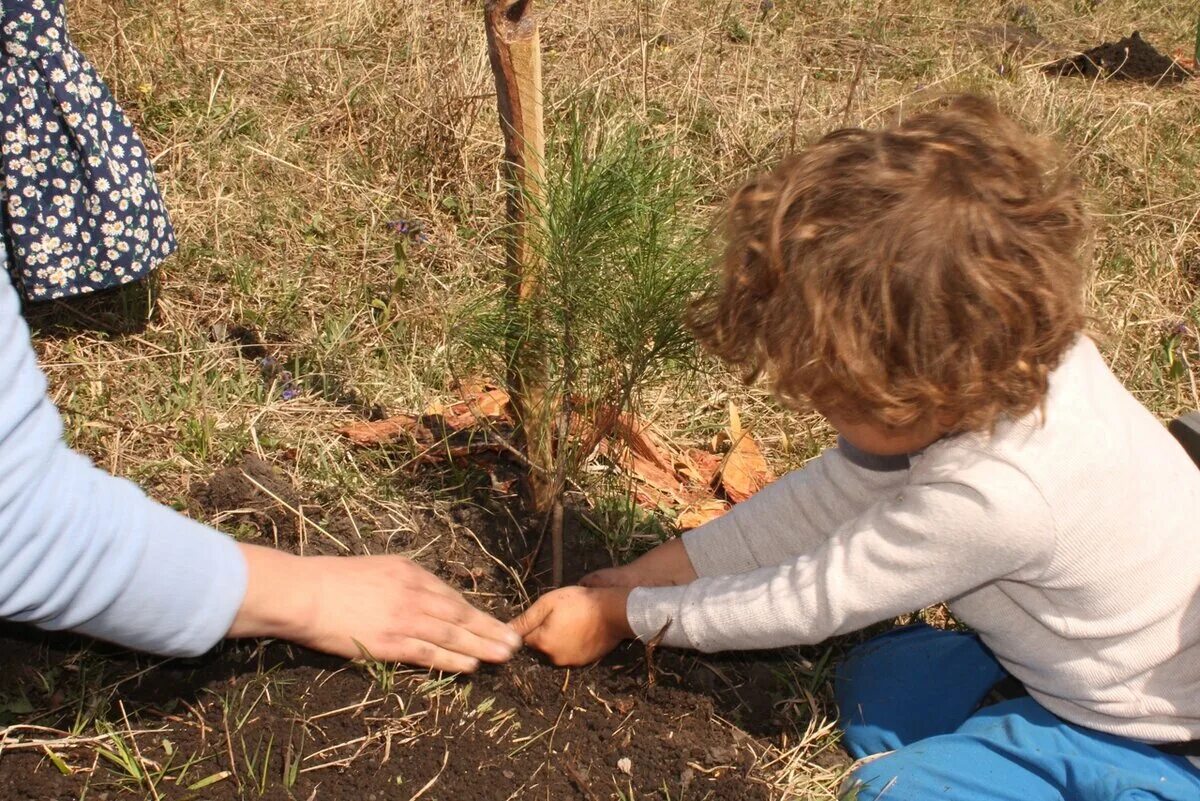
[1,0,175,302]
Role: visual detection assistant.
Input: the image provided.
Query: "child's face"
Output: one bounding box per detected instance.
[821,409,946,457]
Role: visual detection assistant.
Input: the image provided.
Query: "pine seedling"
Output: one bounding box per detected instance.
[463,111,712,582]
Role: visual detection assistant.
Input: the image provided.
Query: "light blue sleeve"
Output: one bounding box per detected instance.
[0,277,248,657]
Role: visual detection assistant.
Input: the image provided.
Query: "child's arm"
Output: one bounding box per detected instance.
[584,444,909,588]
[626,465,1056,653]
[518,461,1055,664]
[581,537,698,588]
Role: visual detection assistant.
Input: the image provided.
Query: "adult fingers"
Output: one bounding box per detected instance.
[404,614,515,664]
[419,592,522,652]
[384,637,482,674]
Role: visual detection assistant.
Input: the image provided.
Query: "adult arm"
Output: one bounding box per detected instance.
[0,280,519,668]
[0,279,244,656]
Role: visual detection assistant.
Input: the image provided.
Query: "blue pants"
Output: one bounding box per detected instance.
[834,625,1200,800]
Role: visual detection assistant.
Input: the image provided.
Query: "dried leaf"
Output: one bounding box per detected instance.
[677,500,731,530]
[626,450,688,506]
[609,411,676,474]
[471,386,511,418]
[449,562,487,582]
[682,448,722,487]
[594,438,698,510]
[716,431,772,503]
[490,475,518,493]
[337,414,421,446]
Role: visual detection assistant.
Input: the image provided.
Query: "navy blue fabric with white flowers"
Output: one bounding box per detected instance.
[2,0,175,302]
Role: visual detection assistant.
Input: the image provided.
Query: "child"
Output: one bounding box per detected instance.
[512,95,1200,799]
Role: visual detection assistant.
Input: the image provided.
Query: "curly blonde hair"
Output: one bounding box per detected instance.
[691,94,1089,432]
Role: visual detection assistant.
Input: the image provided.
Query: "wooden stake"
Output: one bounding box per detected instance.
[484,0,556,517]
[549,499,564,588]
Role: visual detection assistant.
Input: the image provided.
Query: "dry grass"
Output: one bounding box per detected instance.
[5,0,1200,797]
[39,0,1200,495]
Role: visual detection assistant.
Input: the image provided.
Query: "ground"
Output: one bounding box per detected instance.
[2,0,1199,798]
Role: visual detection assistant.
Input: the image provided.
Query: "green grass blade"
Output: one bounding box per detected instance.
[187,770,233,790]
[43,748,71,776]
[1194,14,1199,65]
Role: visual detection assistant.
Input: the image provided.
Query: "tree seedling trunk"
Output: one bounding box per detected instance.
[484,0,562,584]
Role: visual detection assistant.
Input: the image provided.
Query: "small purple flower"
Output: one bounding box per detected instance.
[388,218,428,244]
[281,387,299,402]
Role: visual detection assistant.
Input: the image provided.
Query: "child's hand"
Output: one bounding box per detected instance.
[510,586,634,666]
[230,544,522,673]
[580,537,698,589]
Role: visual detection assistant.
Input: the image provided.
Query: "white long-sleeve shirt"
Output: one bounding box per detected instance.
[627,336,1200,746]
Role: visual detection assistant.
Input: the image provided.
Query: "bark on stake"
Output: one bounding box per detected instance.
[484,0,556,518]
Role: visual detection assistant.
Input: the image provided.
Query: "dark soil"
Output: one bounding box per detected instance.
[0,459,845,799]
[0,630,785,801]
[1047,31,1193,84]
[193,455,377,555]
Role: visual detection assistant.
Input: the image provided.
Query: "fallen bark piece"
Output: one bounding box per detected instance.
[716,431,773,503]
[337,414,422,446]
[425,385,512,431]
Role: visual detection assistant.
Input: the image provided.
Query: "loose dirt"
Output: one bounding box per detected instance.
[193,455,373,556]
[1047,31,1193,84]
[0,458,843,799]
[0,633,778,800]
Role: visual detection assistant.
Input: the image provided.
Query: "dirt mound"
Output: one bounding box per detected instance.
[193,455,359,554]
[1047,31,1193,83]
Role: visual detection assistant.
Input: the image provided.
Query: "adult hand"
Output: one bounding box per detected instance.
[229,544,521,673]
[510,586,633,667]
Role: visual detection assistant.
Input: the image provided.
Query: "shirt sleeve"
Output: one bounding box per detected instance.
[627,458,1055,652]
[680,443,910,577]
[0,280,248,657]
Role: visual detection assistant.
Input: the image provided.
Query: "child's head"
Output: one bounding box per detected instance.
[692,94,1089,435]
